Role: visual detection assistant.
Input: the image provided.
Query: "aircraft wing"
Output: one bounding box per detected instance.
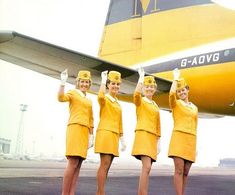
[0,31,171,98]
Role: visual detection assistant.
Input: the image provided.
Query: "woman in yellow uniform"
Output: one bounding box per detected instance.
[131,67,161,195]
[168,68,198,195]
[95,70,126,195]
[58,69,94,195]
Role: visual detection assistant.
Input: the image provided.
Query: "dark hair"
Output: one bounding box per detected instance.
[106,79,121,89]
[106,79,111,89]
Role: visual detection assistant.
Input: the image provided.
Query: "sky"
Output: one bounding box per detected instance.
[0,0,235,167]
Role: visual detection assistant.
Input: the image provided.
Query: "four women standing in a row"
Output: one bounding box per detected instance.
[58,68,198,195]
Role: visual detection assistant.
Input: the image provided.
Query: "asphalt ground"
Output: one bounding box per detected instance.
[1,175,235,195]
[1,160,235,195]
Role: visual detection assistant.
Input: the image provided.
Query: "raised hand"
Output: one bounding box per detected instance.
[60,69,68,86]
[101,70,108,84]
[137,66,145,84]
[173,68,180,81]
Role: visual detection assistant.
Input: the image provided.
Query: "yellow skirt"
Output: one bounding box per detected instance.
[66,124,89,159]
[131,130,159,162]
[95,130,119,157]
[168,130,197,162]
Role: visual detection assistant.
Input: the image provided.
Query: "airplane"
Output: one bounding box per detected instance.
[0,0,235,116]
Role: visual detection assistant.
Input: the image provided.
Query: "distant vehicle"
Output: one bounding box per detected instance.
[219,158,235,167]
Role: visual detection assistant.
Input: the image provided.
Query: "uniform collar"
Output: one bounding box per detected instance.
[106,94,119,103]
[75,89,86,98]
[179,100,196,110]
[143,97,157,106]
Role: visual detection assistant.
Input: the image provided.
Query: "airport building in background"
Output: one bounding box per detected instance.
[0,137,11,154]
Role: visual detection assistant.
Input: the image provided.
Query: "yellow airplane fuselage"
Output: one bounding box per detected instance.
[98,1,235,116]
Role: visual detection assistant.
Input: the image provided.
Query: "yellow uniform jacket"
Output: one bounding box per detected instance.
[134,91,161,136]
[58,89,94,128]
[97,92,123,135]
[169,91,198,135]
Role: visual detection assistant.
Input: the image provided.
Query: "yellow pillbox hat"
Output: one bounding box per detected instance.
[144,76,156,86]
[108,71,121,83]
[177,78,187,90]
[76,70,91,81]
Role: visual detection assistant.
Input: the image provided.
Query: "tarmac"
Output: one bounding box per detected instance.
[1,159,235,195]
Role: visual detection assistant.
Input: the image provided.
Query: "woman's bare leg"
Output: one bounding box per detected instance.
[96,154,114,195]
[173,157,184,195]
[62,157,80,195]
[69,158,83,195]
[182,160,192,194]
[138,156,152,195]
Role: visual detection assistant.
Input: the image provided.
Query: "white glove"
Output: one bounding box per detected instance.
[88,134,94,149]
[119,136,126,152]
[173,68,180,81]
[137,66,145,84]
[60,69,68,86]
[157,138,161,155]
[101,70,108,84]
